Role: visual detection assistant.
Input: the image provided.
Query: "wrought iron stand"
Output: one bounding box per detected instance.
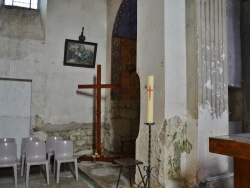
[143,122,155,188]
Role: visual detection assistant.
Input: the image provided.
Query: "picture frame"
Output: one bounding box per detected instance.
[64,39,97,68]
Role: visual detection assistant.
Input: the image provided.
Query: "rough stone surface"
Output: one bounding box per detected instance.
[104,101,140,157]
[157,116,192,186]
[32,121,94,157]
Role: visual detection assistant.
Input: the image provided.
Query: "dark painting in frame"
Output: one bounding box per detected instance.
[64,39,97,68]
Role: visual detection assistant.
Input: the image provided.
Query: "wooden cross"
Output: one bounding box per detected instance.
[78,64,119,156]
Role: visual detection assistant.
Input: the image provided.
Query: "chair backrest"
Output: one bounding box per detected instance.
[0,138,15,143]
[26,141,46,161]
[21,137,40,154]
[46,136,63,153]
[0,142,17,163]
[55,140,73,158]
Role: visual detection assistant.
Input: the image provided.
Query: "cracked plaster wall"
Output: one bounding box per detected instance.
[0,0,108,156]
[136,0,230,187]
[136,0,195,187]
[157,117,193,187]
[196,0,229,182]
[187,0,230,184]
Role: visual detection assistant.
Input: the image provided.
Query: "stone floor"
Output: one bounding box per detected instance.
[0,161,137,188]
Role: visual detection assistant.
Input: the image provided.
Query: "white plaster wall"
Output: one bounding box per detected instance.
[0,8,44,40]
[136,0,165,187]
[137,0,165,126]
[39,0,47,40]
[42,0,107,125]
[0,0,108,127]
[0,80,31,159]
[185,1,199,185]
[198,107,229,181]
[164,0,187,121]
[196,0,229,182]
[163,1,199,187]
[137,0,229,186]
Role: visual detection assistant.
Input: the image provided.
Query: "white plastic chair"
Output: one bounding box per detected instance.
[54,140,78,183]
[0,138,16,143]
[46,136,62,172]
[20,137,40,176]
[25,141,49,188]
[0,142,18,188]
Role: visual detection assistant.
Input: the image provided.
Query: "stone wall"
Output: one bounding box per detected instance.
[32,122,93,157]
[104,101,140,157]
[31,102,140,158]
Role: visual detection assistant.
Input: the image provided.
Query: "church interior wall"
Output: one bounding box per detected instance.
[137,0,231,187]
[136,0,198,186]
[196,0,230,185]
[0,0,241,187]
[0,0,108,156]
[104,0,140,158]
[185,1,199,185]
[38,0,47,40]
[163,1,198,187]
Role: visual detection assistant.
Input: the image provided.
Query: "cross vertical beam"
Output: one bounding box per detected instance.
[78,65,119,155]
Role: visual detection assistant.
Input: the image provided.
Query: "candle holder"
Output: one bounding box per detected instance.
[142,122,155,188]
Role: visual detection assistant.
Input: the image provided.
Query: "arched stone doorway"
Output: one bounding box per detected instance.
[104,0,140,158]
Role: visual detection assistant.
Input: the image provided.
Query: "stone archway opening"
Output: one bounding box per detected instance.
[104,0,139,158]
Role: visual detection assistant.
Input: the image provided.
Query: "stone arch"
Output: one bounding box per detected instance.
[106,0,140,158]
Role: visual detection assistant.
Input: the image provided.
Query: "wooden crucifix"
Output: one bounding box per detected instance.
[78,64,119,157]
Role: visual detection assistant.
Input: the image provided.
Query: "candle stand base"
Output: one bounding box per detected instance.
[137,122,155,188]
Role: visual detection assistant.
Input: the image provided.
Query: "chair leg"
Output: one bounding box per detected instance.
[25,164,30,188]
[47,154,52,173]
[53,159,56,177]
[56,162,61,183]
[74,160,78,181]
[129,166,132,186]
[13,164,17,188]
[21,154,25,176]
[116,166,123,188]
[45,163,50,184]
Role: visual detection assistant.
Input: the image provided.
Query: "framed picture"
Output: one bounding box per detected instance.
[64,39,97,68]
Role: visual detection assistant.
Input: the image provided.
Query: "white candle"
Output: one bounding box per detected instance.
[146,76,154,123]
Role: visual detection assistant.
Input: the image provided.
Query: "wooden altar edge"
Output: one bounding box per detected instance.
[209,137,250,160]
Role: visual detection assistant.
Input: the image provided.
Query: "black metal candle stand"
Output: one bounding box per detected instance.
[138,122,155,188]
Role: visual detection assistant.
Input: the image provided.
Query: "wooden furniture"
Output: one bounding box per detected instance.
[78,64,119,157]
[114,158,145,188]
[209,133,250,188]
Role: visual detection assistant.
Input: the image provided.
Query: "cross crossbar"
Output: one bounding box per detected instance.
[78,64,119,155]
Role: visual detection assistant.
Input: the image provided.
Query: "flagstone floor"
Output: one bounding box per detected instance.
[0,161,136,188]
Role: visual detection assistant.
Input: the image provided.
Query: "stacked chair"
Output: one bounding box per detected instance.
[0,136,79,187]
[0,138,17,188]
[0,138,16,143]
[54,140,78,183]
[25,141,49,187]
[20,137,40,176]
[46,136,62,172]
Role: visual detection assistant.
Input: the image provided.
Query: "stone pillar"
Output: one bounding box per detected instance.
[195,0,229,182]
[197,0,228,116]
[136,0,230,187]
